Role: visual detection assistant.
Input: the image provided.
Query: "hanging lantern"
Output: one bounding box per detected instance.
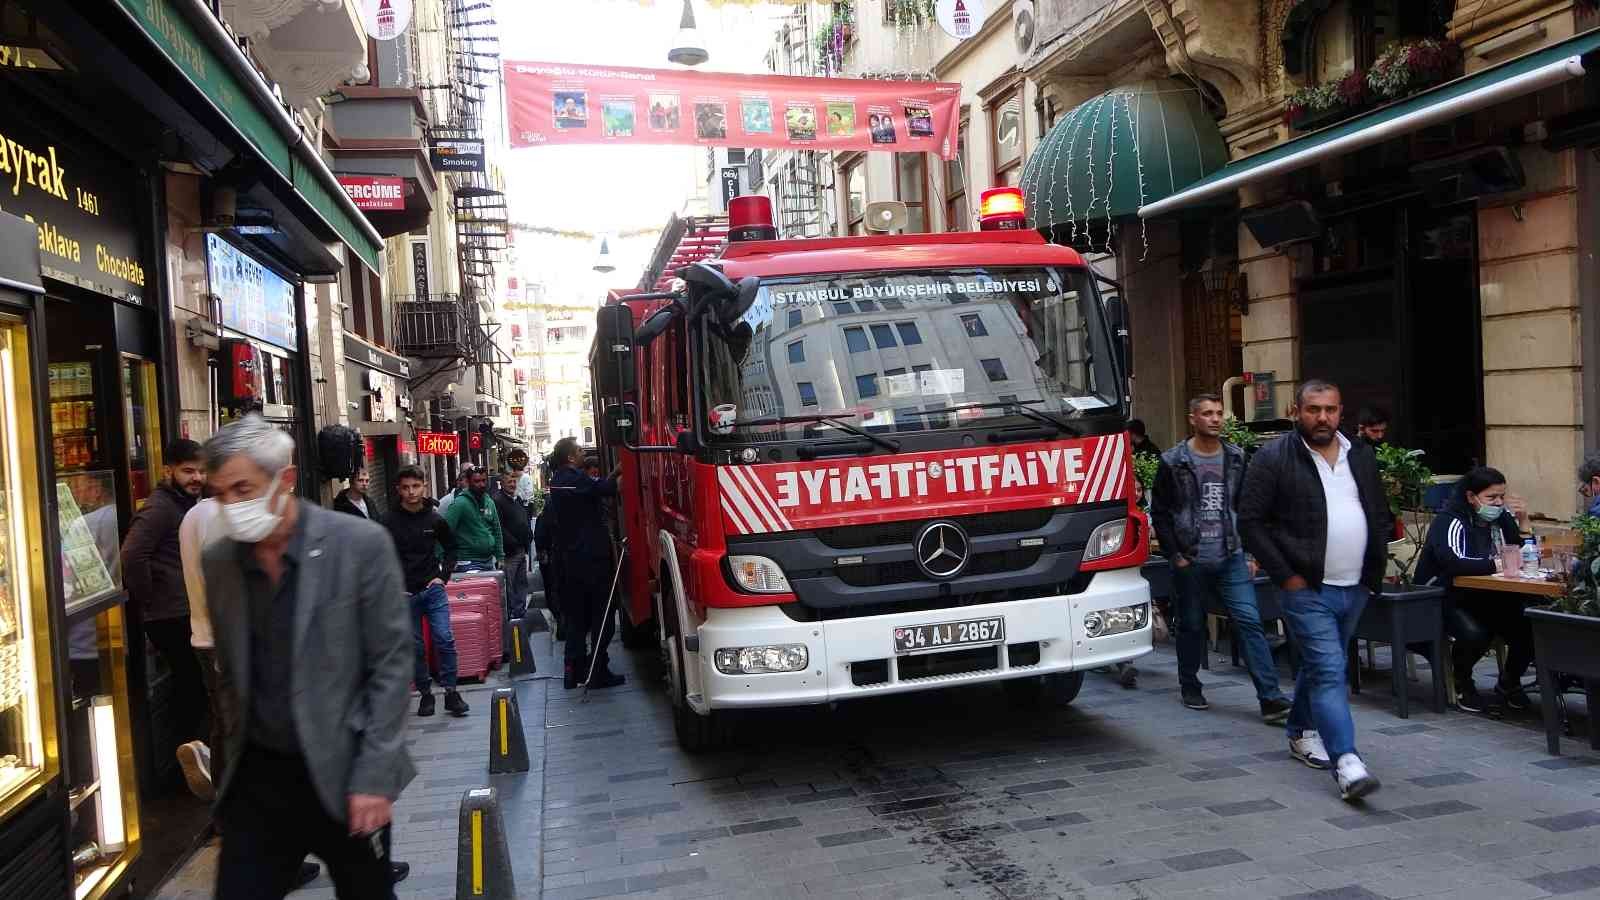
[667,0,709,67]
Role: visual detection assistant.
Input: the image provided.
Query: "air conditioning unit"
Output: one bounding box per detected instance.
[1409,146,1524,206]
[1013,0,1036,56]
[1242,201,1322,249]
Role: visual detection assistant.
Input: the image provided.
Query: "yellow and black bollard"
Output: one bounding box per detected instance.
[509,615,538,677]
[456,787,515,899]
[487,687,529,774]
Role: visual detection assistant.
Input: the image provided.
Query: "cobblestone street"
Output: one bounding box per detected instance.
[154,624,1598,900]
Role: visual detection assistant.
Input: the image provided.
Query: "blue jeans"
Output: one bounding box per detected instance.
[410,583,457,692]
[1173,552,1286,703]
[1280,583,1369,759]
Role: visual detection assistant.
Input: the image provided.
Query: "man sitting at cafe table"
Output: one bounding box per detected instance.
[1413,466,1535,714]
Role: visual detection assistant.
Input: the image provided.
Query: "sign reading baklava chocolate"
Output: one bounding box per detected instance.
[0,117,147,304]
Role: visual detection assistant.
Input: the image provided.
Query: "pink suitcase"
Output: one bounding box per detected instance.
[446,579,503,666]
[449,609,491,682]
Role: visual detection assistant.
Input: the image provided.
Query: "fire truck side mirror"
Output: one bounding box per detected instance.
[714,277,761,326]
[595,306,636,399]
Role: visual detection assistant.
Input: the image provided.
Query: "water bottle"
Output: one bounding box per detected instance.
[1520,537,1540,578]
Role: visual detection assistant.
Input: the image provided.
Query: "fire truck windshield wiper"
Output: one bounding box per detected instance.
[900,401,1082,436]
[734,412,901,453]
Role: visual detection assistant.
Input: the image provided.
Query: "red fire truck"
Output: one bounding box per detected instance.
[590,189,1151,750]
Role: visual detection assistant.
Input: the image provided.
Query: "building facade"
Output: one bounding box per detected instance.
[751,0,1600,523]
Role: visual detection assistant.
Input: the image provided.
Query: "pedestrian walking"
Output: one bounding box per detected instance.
[493,469,534,620]
[1239,380,1390,801]
[179,494,338,891]
[121,440,208,751]
[332,466,372,518]
[1151,394,1292,723]
[544,437,624,690]
[1129,418,1161,459]
[1355,407,1390,449]
[382,465,468,719]
[201,415,414,898]
[443,464,503,574]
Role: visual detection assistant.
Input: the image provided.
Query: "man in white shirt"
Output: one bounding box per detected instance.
[178,497,223,800]
[1238,380,1392,802]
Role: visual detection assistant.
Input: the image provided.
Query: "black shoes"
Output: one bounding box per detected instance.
[444,690,470,717]
[1181,688,1210,710]
[587,670,626,690]
[294,861,321,889]
[1496,681,1532,711]
[564,660,626,690]
[564,661,581,690]
[1260,697,1292,725]
[1117,664,1139,689]
[391,861,410,883]
[1457,683,1488,714]
[416,692,436,717]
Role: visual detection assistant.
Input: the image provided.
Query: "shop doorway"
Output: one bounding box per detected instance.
[1298,199,1484,475]
[1181,269,1244,407]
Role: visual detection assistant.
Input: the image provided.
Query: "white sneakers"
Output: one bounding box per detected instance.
[177,740,214,801]
[1335,753,1381,801]
[1289,730,1331,769]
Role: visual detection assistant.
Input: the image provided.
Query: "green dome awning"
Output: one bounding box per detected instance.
[1021,79,1228,232]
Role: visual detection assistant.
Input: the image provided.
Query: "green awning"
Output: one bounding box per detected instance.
[110,0,384,273]
[1139,28,1600,218]
[1022,79,1227,232]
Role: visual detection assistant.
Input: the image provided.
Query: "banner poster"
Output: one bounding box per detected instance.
[504,61,961,159]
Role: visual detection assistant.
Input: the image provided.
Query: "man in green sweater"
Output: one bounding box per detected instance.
[443,464,504,573]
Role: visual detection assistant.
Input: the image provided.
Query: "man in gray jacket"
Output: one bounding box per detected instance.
[202,415,414,898]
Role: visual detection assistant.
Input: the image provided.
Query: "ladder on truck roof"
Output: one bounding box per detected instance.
[637,214,730,293]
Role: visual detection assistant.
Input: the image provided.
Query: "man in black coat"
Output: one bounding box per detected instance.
[332,467,373,518]
[544,438,623,690]
[493,469,534,620]
[1238,379,1391,802]
[122,439,208,748]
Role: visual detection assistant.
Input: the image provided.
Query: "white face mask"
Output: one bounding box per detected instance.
[221,471,287,543]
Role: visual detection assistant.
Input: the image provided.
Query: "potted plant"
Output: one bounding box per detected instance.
[1377,444,1433,579]
[1527,515,1600,674]
[1284,69,1370,131]
[1357,444,1448,716]
[1526,515,1600,752]
[1366,38,1462,102]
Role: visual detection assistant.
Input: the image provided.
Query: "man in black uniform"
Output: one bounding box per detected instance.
[544,437,625,690]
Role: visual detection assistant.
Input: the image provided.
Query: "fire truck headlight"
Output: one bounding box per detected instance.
[727,555,792,593]
[1083,603,1149,638]
[713,644,809,675]
[1082,518,1128,562]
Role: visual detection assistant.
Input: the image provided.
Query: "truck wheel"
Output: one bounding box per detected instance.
[1002,671,1085,708]
[666,602,732,753]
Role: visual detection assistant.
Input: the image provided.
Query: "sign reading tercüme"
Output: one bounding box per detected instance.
[504,61,962,159]
[337,176,406,211]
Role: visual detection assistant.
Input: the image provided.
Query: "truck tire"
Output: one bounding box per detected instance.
[1002,671,1085,708]
[665,600,732,753]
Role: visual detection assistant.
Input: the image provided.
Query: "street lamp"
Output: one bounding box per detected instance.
[667,0,709,67]
[592,235,615,274]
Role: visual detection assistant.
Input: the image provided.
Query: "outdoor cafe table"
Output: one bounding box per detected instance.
[1453,573,1563,598]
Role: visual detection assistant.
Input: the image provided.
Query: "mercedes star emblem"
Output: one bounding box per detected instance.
[914,520,970,579]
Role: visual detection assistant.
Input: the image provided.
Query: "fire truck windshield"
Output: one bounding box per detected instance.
[699,266,1119,443]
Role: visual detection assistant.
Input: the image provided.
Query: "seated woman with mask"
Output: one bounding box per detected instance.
[1413,466,1535,714]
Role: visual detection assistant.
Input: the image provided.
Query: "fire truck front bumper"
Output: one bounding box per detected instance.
[695,567,1152,709]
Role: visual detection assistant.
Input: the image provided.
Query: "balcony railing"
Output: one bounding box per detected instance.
[393,293,471,359]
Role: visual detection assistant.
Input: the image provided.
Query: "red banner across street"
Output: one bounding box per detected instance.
[503,61,962,159]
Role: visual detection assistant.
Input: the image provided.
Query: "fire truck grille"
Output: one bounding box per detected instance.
[811,508,1056,550]
[836,548,1042,587]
